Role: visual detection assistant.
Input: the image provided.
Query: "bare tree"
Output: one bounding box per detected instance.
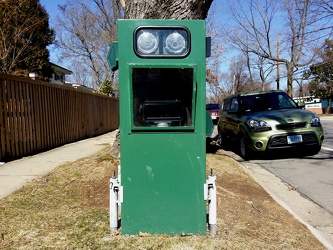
[316,0,333,30]
[241,47,274,91]
[54,0,122,88]
[206,65,234,104]
[206,52,271,104]
[229,55,265,93]
[206,1,276,101]
[255,56,275,91]
[222,0,330,96]
[206,1,232,103]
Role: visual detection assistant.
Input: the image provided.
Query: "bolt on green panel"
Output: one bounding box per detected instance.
[115,19,208,235]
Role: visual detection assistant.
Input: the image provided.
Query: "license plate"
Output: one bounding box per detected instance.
[287,135,303,144]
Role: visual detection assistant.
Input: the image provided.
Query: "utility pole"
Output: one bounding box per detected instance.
[276,34,280,90]
[233,74,236,94]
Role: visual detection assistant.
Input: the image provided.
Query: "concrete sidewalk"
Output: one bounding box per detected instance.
[0,130,117,200]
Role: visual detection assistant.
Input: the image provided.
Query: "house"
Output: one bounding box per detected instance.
[49,63,95,93]
[293,96,324,114]
[50,63,73,85]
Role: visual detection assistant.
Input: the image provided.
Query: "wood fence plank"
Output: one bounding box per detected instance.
[48,86,54,148]
[0,79,6,160]
[16,80,22,156]
[20,81,27,155]
[27,82,33,154]
[13,79,21,157]
[57,89,64,145]
[25,82,33,154]
[34,84,42,152]
[3,79,11,159]
[8,80,17,158]
[42,85,50,149]
[64,89,70,143]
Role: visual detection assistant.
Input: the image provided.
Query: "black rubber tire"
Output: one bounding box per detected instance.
[239,136,251,160]
[216,128,223,147]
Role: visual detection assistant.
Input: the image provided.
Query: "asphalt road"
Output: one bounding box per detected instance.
[253,116,333,214]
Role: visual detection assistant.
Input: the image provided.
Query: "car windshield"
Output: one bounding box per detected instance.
[240,92,297,113]
[206,104,220,110]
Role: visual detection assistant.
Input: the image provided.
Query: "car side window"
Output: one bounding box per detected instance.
[278,94,297,108]
[230,98,238,111]
[223,99,232,111]
[241,97,254,112]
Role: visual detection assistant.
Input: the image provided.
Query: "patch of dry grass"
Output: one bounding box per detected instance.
[0,146,326,249]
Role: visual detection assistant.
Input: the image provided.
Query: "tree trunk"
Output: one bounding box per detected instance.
[326,99,332,114]
[110,128,121,158]
[124,0,213,19]
[286,63,294,97]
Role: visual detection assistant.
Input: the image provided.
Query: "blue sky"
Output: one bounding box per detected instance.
[40,0,67,65]
[40,0,67,24]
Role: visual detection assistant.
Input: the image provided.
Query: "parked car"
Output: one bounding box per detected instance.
[217,90,324,159]
[206,103,221,123]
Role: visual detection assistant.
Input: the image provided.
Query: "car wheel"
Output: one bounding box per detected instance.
[239,136,251,160]
[216,128,223,146]
[217,128,228,148]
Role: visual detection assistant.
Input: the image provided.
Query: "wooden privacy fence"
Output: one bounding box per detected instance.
[0,73,119,162]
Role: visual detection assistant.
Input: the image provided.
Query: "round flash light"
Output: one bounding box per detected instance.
[165,32,186,54]
[137,31,159,54]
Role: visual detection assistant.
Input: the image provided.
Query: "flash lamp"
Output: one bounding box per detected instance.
[136,31,159,54]
[134,27,190,58]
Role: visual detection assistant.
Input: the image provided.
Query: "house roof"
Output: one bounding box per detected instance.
[50,63,73,75]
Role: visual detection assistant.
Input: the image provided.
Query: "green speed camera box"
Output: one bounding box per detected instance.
[110,19,208,235]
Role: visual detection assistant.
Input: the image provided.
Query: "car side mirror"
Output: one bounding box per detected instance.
[297,101,305,109]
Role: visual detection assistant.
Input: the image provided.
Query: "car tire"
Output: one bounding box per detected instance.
[216,128,223,146]
[217,128,228,148]
[239,136,251,160]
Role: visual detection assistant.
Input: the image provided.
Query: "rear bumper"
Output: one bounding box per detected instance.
[210,115,219,121]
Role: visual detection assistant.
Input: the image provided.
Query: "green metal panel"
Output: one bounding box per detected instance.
[206,111,214,137]
[117,19,207,235]
[121,133,206,234]
[107,42,118,71]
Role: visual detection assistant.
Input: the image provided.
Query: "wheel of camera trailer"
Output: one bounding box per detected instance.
[239,135,251,160]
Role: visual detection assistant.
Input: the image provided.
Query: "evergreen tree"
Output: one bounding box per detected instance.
[306,39,333,114]
[99,79,114,97]
[0,0,54,81]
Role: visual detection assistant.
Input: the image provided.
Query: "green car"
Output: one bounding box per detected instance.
[217,90,325,159]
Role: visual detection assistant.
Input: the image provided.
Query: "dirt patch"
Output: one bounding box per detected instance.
[0,146,326,249]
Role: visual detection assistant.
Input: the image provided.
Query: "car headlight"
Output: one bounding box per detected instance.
[310,114,321,127]
[246,119,271,132]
